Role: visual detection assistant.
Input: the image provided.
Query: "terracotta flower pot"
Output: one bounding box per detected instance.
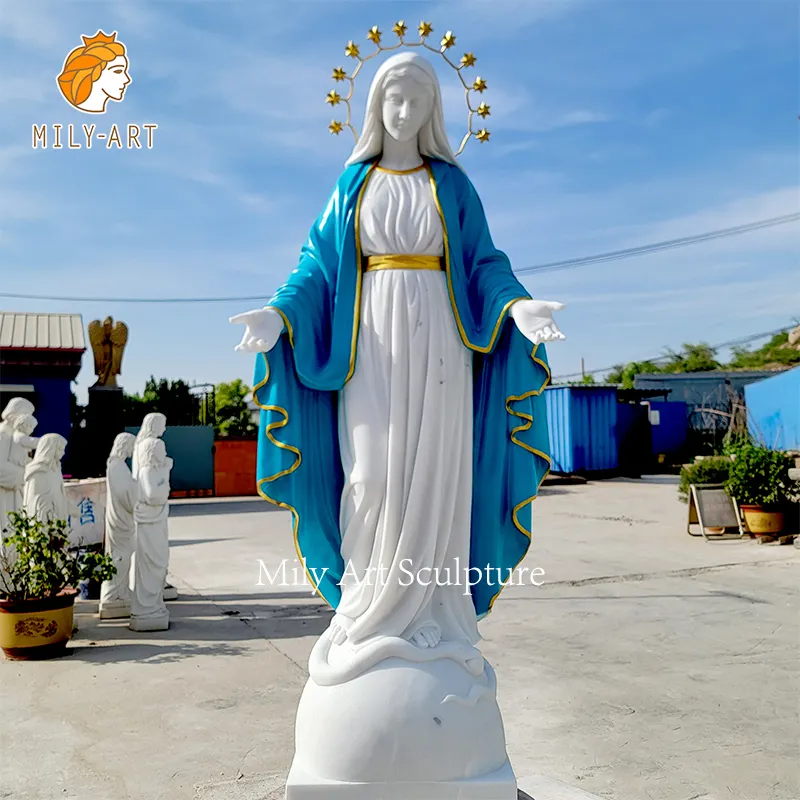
[0,589,78,661]
[739,505,785,536]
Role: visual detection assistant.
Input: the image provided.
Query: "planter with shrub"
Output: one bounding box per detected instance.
[725,442,796,535]
[0,511,115,660]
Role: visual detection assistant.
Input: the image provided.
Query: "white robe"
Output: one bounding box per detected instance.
[100,457,138,607]
[335,167,479,647]
[131,459,171,620]
[0,423,36,534]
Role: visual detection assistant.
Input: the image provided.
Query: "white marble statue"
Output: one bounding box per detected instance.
[129,437,172,632]
[23,433,69,524]
[231,49,564,798]
[0,398,39,535]
[131,412,177,601]
[132,412,166,480]
[99,432,137,619]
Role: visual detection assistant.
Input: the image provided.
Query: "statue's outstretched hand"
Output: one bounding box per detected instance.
[510,299,566,346]
[229,307,285,354]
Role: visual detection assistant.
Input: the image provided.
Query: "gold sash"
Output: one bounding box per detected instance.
[364,254,444,272]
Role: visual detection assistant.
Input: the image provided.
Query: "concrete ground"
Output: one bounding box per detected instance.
[1,477,797,800]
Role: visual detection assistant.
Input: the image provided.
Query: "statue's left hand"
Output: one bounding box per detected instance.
[510,299,566,346]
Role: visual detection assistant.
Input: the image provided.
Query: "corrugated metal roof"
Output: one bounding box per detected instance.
[0,312,85,351]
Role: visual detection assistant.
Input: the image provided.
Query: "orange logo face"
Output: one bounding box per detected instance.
[57,30,131,114]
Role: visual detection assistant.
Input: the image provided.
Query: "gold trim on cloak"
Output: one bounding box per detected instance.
[255,160,552,613]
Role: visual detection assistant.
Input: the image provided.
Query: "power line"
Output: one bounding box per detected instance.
[515,213,800,276]
[553,324,796,382]
[1,213,797,305]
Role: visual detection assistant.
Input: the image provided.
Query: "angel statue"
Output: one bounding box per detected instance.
[88,316,128,388]
[231,38,566,794]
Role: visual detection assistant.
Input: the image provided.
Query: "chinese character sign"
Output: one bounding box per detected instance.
[64,478,107,547]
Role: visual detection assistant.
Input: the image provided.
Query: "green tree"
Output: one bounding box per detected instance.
[729,331,800,369]
[606,360,662,389]
[663,342,720,373]
[214,379,257,438]
[123,376,200,426]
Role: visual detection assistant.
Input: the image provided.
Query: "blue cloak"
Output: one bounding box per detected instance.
[253,157,551,618]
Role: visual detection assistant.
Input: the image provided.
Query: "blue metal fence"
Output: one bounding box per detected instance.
[124,425,215,491]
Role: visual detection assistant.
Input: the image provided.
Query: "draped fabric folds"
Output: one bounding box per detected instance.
[253,157,551,618]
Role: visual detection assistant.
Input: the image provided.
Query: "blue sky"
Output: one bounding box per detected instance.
[1,0,798,402]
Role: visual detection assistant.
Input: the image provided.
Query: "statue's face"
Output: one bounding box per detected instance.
[17,415,36,436]
[381,74,433,143]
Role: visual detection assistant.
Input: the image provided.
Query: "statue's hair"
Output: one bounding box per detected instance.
[109,432,136,462]
[139,437,167,468]
[30,434,67,467]
[1,397,34,423]
[138,412,167,440]
[57,34,126,108]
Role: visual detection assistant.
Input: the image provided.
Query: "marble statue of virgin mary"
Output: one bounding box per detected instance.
[232,52,564,673]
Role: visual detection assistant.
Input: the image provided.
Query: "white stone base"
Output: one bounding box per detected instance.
[129,610,169,631]
[285,759,516,799]
[99,599,131,619]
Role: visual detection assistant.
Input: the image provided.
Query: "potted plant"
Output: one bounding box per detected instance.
[678,455,733,504]
[725,443,795,535]
[0,511,116,660]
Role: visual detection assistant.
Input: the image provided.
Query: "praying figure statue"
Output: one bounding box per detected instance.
[0,398,39,535]
[23,434,69,525]
[231,48,565,794]
[130,438,173,632]
[99,433,137,620]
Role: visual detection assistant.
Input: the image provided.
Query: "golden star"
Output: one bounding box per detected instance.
[331,66,347,82]
[460,52,477,68]
[325,90,342,106]
[345,40,360,58]
[393,20,407,38]
[367,26,382,45]
[476,128,490,142]
[418,20,433,38]
[329,120,344,135]
[476,101,491,118]
[472,76,488,93]
[441,31,456,50]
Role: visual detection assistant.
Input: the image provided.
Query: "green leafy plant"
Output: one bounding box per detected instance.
[725,443,796,508]
[0,511,116,602]
[678,456,733,503]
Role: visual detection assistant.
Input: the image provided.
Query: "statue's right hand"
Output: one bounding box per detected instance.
[229,307,285,354]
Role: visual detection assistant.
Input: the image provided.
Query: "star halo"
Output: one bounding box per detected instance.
[325,20,491,155]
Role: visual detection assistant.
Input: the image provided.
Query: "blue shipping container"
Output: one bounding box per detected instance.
[744,366,800,451]
[545,386,619,474]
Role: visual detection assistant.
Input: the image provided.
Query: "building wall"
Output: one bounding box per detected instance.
[0,372,72,441]
[214,439,258,497]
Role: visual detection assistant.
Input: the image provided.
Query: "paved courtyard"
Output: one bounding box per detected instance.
[1,477,797,800]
